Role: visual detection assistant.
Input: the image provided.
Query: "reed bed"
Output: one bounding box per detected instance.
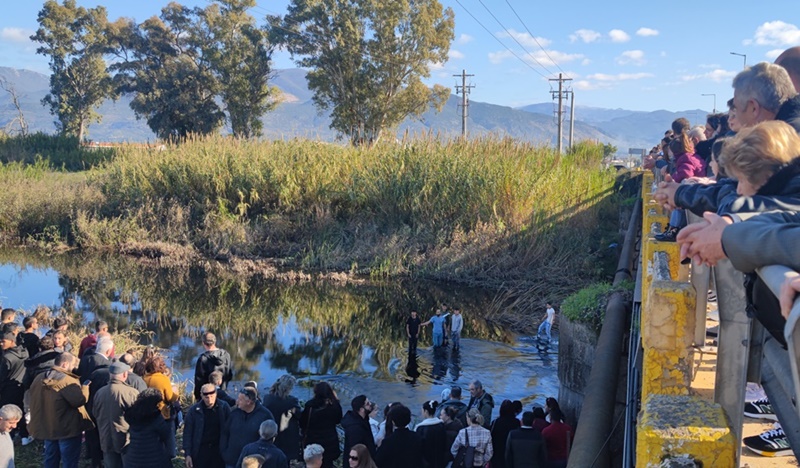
[0,134,622,296]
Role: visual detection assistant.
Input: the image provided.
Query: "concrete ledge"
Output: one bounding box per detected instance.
[642,280,696,396]
[637,394,735,468]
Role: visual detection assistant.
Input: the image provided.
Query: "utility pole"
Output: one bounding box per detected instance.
[550,73,572,154]
[454,70,475,138]
[568,90,575,151]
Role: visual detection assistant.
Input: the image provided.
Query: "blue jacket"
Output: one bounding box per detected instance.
[183,400,231,460]
[236,439,289,468]
[220,403,274,465]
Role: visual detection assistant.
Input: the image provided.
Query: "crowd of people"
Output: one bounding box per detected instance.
[0,304,568,468]
[646,46,800,458]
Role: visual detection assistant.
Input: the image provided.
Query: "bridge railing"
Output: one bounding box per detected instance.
[635,171,800,466]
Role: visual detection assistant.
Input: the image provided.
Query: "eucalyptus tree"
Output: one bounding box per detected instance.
[202,0,279,139]
[107,3,225,141]
[269,0,455,146]
[31,0,114,140]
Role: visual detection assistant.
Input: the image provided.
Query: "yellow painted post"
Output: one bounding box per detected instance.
[641,278,696,396]
[636,395,736,468]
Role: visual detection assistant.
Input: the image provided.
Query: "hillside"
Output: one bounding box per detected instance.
[0,66,706,151]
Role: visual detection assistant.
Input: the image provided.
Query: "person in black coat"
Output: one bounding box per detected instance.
[17,315,40,359]
[262,375,302,462]
[184,383,231,468]
[341,395,377,466]
[490,400,521,468]
[193,333,233,401]
[22,335,60,390]
[124,388,176,468]
[440,405,464,465]
[505,412,547,468]
[300,382,343,468]
[220,387,275,467]
[415,400,447,468]
[375,404,423,468]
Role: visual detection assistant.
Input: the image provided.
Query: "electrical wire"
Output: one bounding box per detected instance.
[473,0,555,77]
[453,0,550,80]
[503,0,569,78]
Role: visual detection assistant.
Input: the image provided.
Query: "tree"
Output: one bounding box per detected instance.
[269,0,455,146]
[202,0,279,139]
[31,0,113,141]
[0,77,29,137]
[108,3,224,141]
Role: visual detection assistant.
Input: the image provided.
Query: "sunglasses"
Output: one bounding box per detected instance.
[202,391,216,396]
[349,455,359,461]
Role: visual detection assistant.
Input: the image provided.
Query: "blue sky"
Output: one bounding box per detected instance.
[1,1,799,112]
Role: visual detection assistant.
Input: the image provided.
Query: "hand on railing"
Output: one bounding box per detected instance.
[654,181,679,210]
[780,274,800,320]
[676,212,733,266]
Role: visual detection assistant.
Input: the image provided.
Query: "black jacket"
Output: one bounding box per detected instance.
[262,393,302,461]
[416,418,448,468]
[183,400,231,460]
[193,348,233,400]
[124,404,175,468]
[23,349,60,390]
[505,427,548,468]
[78,348,110,383]
[439,399,468,426]
[17,332,40,359]
[221,403,275,465]
[443,419,464,462]
[300,399,343,465]
[777,94,800,132]
[0,345,28,404]
[490,415,521,468]
[375,427,424,468]
[341,410,376,465]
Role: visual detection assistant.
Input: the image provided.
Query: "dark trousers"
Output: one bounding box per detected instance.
[85,426,103,467]
[408,335,418,353]
[195,442,225,468]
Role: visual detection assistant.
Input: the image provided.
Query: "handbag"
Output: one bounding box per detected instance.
[453,427,475,468]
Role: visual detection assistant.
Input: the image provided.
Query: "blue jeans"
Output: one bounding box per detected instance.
[44,436,82,468]
[451,331,461,349]
[538,321,552,341]
[433,331,444,347]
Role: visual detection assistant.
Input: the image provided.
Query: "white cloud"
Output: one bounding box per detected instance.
[748,21,800,46]
[570,29,601,43]
[617,50,646,65]
[581,58,591,66]
[766,48,784,59]
[457,34,474,45]
[586,72,652,81]
[449,49,465,60]
[498,29,551,49]
[636,27,659,37]
[573,80,604,91]
[698,63,721,69]
[609,29,630,43]
[1,27,33,44]
[680,69,737,83]
[429,61,445,71]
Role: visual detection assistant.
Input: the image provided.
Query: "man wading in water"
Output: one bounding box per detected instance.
[421,308,450,348]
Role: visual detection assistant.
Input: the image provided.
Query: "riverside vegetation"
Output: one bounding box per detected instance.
[0,133,624,328]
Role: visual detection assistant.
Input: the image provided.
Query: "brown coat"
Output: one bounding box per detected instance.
[28,366,94,440]
[144,371,178,419]
[93,378,140,454]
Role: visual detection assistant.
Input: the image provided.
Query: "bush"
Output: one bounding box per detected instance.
[561,280,634,331]
[0,132,115,171]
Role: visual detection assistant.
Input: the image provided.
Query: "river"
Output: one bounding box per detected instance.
[0,248,558,422]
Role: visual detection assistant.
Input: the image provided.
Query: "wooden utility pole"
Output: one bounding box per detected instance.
[454,70,475,138]
[549,73,572,154]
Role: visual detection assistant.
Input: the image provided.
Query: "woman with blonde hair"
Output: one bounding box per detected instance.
[450,408,493,467]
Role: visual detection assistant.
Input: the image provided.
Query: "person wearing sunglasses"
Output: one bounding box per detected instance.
[184,383,232,468]
[348,443,378,468]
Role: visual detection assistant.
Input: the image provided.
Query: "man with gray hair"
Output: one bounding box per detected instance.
[236,419,288,468]
[303,444,324,468]
[467,380,495,429]
[92,361,140,468]
[0,403,23,468]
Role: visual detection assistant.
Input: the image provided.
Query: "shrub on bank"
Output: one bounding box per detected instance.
[0,133,115,170]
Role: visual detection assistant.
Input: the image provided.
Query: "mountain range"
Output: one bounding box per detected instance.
[0,66,711,153]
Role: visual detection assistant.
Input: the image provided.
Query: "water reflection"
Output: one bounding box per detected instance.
[0,249,559,416]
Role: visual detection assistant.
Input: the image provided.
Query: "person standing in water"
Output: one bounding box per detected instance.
[422,308,450,348]
[406,311,422,353]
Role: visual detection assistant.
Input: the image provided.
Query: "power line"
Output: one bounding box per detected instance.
[503,0,568,78]
[473,0,555,77]
[453,0,550,80]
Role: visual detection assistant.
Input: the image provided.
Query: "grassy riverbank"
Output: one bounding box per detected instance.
[0,134,624,301]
